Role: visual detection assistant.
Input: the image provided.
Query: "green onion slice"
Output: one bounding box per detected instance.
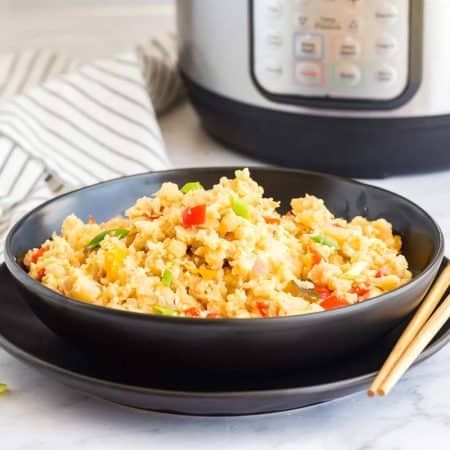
[84,228,129,252]
[310,235,339,249]
[231,195,250,220]
[153,305,178,316]
[181,181,204,194]
[162,268,173,287]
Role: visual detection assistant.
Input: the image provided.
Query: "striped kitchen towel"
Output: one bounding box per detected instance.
[0,36,183,261]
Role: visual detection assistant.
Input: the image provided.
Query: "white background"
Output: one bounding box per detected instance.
[0,1,450,449]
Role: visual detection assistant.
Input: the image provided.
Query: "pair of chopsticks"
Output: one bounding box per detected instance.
[368,262,450,397]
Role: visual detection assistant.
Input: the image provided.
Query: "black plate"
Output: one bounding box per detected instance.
[0,261,449,416]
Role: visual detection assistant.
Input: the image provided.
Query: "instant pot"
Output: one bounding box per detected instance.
[177,0,450,177]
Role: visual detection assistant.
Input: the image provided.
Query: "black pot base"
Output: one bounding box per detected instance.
[183,74,450,178]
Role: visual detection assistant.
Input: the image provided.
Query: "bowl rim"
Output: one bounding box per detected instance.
[4,166,445,325]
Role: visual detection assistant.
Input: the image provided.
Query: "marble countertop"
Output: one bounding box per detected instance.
[1,1,450,449]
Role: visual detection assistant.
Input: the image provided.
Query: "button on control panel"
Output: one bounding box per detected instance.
[337,36,362,59]
[295,61,324,85]
[334,63,362,87]
[294,33,324,59]
[252,0,410,101]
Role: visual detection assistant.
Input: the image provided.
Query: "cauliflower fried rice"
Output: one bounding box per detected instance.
[24,169,412,318]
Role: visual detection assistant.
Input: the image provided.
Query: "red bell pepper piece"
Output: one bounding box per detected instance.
[256,300,270,317]
[31,245,49,264]
[314,284,331,299]
[37,268,46,280]
[320,294,349,310]
[184,307,201,317]
[351,284,370,297]
[182,204,206,227]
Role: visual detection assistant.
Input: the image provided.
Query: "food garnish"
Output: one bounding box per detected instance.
[181,181,204,194]
[310,235,339,249]
[231,195,250,220]
[85,228,129,252]
[153,305,178,316]
[162,268,173,287]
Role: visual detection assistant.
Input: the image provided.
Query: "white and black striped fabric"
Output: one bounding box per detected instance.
[0,36,183,261]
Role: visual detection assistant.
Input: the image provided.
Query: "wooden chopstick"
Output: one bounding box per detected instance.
[368,262,450,397]
[378,293,450,395]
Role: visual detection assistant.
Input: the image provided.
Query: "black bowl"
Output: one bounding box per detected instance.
[4,167,444,377]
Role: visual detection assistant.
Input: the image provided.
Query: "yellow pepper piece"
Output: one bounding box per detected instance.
[104,245,128,282]
[198,267,217,280]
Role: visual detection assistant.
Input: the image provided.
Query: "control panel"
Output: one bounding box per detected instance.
[252,0,411,103]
